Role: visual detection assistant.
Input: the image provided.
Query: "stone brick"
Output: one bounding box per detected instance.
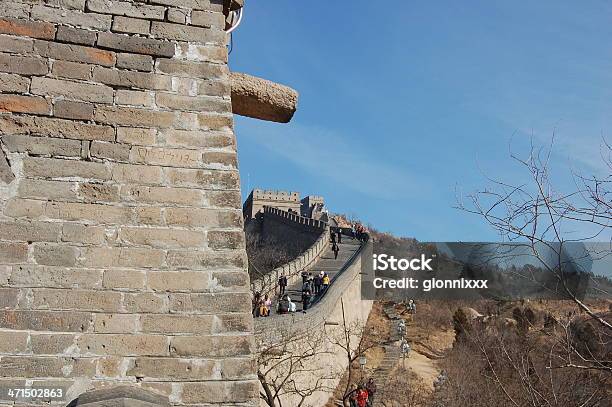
[0,151,14,184]
[31,5,112,30]
[97,32,174,57]
[87,0,166,20]
[55,26,97,46]
[141,314,214,334]
[123,292,167,313]
[121,184,202,206]
[102,269,145,290]
[175,43,227,64]
[30,333,76,354]
[115,90,153,107]
[146,271,210,292]
[116,127,156,145]
[181,381,258,404]
[0,221,61,242]
[207,230,243,250]
[18,179,76,201]
[205,190,241,207]
[1,115,114,142]
[32,77,114,104]
[157,58,227,79]
[167,8,188,24]
[111,15,150,35]
[96,356,123,377]
[164,168,239,189]
[51,60,93,80]
[0,53,48,75]
[212,271,250,291]
[191,10,225,29]
[90,141,131,161]
[0,94,50,115]
[56,0,87,10]
[4,198,45,219]
[111,163,162,184]
[0,3,30,19]
[95,107,176,129]
[151,21,226,44]
[197,112,233,130]
[169,292,251,314]
[202,151,238,169]
[160,129,233,149]
[54,100,94,120]
[165,249,246,270]
[80,247,165,268]
[0,17,56,40]
[127,358,216,380]
[32,288,122,312]
[35,40,115,67]
[44,201,132,224]
[93,313,139,333]
[33,243,78,266]
[199,78,230,96]
[61,223,106,245]
[165,207,239,228]
[0,356,96,378]
[77,334,168,356]
[92,66,172,90]
[0,73,30,93]
[134,207,163,225]
[129,146,201,167]
[116,53,153,71]
[148,0,223,11]
[119,227,205,249]
[9,264,102,288]
[23,157,111,181]
[170,335,254,357]
[0,242,28,264]
[0,34,34,54]
[0,310,92,332]
[0,288,20,308]
[78,182,119,202]
[0,331,29,353]
[156,93,231,113]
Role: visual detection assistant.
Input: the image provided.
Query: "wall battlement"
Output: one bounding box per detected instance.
[0,1,256,405]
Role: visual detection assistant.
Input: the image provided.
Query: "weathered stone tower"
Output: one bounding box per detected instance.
[0,0,258,405]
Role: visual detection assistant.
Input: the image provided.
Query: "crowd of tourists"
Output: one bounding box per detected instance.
[347,378,377,407]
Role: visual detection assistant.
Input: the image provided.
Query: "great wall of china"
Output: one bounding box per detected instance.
[0,1,373,406]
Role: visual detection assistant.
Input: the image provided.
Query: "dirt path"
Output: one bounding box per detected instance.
[402,351,438,389]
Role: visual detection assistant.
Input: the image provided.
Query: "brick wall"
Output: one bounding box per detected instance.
[0,1,257,405]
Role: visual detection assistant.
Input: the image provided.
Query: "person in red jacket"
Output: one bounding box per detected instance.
[356,385,369,407]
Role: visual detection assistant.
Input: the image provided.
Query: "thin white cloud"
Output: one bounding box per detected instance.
[235,118,429,200]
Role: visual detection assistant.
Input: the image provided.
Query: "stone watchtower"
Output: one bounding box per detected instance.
[0,0,291,405]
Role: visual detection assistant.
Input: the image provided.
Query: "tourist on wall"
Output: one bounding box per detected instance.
[301,270,309,284]
[322,273,331,291]
[302,289,312,312]
[337,229,342,243]
[332,242,340,259]
[366,378,377,407]
[278,274,288,296]
[314,272,322,294]
[356,385,369,407]
[252,291,261,317]
[330,231,336,244]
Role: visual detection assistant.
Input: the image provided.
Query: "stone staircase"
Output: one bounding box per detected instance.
[266,238,362,315]
[369,305,405,399]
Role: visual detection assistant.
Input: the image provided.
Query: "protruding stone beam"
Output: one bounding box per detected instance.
[230,72,299,123]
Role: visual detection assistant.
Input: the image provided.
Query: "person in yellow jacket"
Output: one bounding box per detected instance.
[322,273,331,291]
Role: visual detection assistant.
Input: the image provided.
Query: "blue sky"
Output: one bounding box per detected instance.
[229,1,612,241]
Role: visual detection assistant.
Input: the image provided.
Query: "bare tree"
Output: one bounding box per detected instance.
[256,326,339,407]
[456,137,611,330]
[327,299,381,407]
